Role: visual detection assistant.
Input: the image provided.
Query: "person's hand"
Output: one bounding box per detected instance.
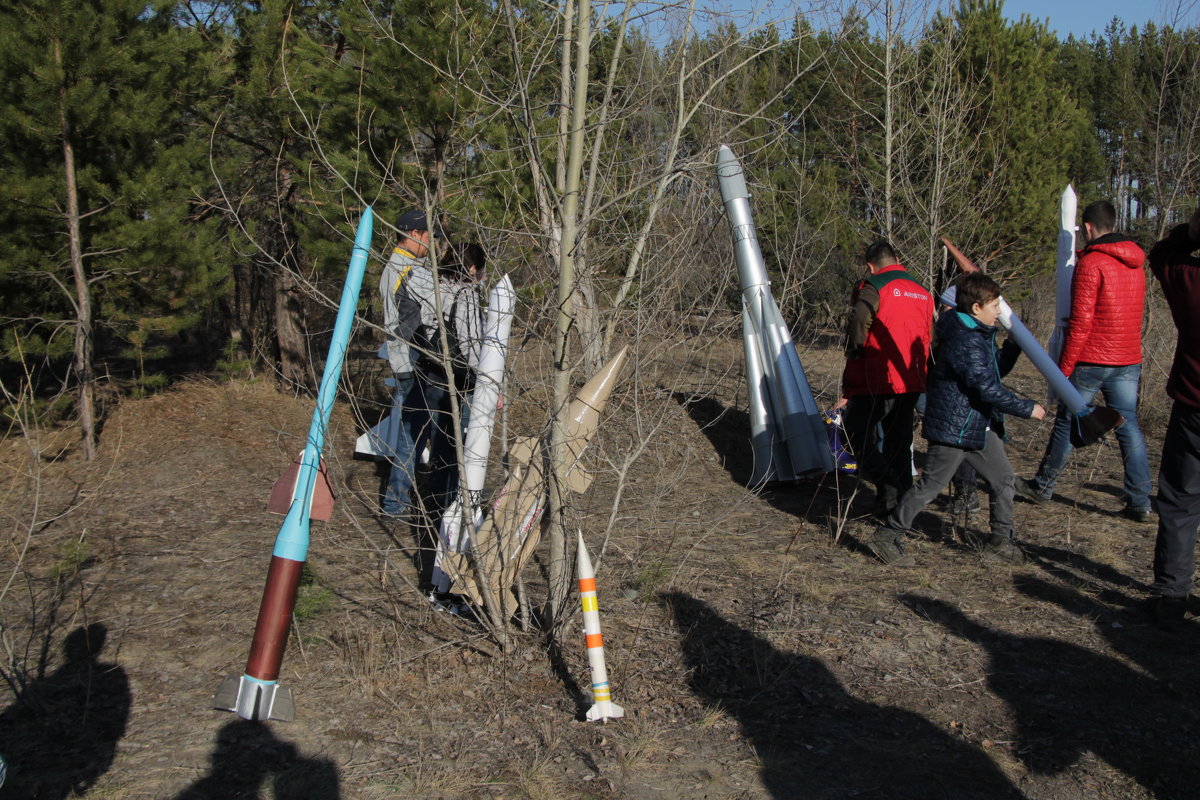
[1031,403,1047,420]
[496,392,504,412]
[832,396,849,411]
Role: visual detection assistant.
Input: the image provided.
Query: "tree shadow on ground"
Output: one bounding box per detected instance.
[902,593,1200,800]
[661,592,1025,800]
[671,393,756,486]
[173,719,340,799]
[0,624,130,800]
[670,392,856,523]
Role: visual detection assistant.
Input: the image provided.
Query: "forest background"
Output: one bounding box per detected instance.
[2,0,1198,456]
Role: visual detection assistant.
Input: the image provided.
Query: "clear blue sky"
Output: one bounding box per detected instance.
[691,1,1196,41]
[1000,0,1194,39]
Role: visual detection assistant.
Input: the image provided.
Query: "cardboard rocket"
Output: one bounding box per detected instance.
[446,348,628,619]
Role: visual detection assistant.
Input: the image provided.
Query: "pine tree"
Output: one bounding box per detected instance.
[0,0,227,456]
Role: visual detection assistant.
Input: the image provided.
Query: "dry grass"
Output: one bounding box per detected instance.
[0,304,1191,799]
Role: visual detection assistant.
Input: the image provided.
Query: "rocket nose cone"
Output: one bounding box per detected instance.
[1060,185,1077,229]
[354,207,374,249]
[576,530,594,578]
[491,273,516,313]
[497,273,516,301]
[716,145,749,203]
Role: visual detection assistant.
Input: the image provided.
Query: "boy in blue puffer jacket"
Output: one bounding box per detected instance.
[868,272,1047,567]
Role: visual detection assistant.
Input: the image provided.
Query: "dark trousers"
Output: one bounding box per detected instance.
[843,391,919,507]
[887,432,1016,540]
[1153,401,1200,598]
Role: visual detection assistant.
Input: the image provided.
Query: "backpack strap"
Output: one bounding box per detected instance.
[392,248,417,292]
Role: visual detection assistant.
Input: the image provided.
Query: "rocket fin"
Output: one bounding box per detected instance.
[510,435,539,465]
[565,467,593,494]
[267,455,335,520]
[586,702,625,722]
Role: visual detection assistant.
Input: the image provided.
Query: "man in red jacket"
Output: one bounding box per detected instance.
[836,240,934,518]
[1019,200,1152,520]
[1147,206,1200,624]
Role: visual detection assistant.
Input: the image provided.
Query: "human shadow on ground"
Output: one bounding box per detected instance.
[173,719,340,800]
[1014,574,1200,689]
[671,392,856,522]
[1014,488,1109,518]
[0,624,130,799]
[1021,541,1147,599]
[902,593,1200,800]
[662,592,1024,799]
[1080,481,1127,502]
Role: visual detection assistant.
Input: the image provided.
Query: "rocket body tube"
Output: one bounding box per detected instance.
[577,531,623,722]
[214,207,374,722]
[433,275,516,593]
[997,300,1086,414]
[1048,185,1077,385]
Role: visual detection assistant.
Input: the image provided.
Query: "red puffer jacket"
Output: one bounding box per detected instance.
[1058,234,1146,376]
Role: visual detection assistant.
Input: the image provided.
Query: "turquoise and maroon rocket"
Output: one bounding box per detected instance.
[213,207,374,721]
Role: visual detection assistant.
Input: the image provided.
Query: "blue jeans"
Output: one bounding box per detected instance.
[1031,364,1152,510]
[383,375,423,516]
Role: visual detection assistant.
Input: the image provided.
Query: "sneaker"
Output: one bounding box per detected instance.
[1015,478,1050,505]
[1122,506,1154,524]
[426,590,473,617]
[982,534,1025,565]
[866,527,915,567]
[950,491,982,515]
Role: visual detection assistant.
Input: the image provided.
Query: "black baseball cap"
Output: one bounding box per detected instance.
[397,209,447,238]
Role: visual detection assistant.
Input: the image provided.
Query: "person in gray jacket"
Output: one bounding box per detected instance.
[419,242,487,512]
[379,209,442,518]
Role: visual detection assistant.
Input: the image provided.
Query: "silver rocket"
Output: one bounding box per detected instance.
[716,145,833,484]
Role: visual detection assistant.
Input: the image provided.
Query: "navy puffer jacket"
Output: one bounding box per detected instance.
[923,311,1036,450]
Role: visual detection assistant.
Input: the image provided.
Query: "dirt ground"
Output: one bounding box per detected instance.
[1,329,1197,800]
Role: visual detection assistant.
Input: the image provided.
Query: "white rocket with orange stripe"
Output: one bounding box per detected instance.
[577,531,623,722]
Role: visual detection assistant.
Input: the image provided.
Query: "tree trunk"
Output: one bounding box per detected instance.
[274,165,309,390]
[58,40,96,462]
[274,268,308,390]
[574,254,603,374]
[546,0,590,632]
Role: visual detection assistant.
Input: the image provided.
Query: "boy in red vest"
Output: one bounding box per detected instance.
[835,240,935,518]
